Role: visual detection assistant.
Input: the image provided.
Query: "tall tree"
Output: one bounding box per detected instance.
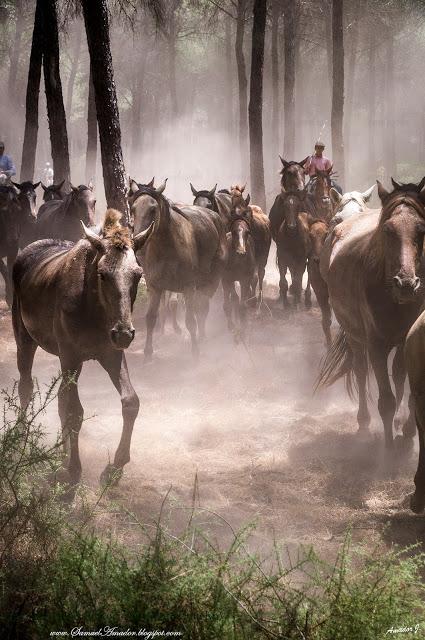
[224,16,233,136]
[384,31,396,178]
[20,0,43,182]
[344,0,362,176]
[81,0,128,216]
[85,69,97,184]
[7,0,25,103]
[235,0,248,174]
[283,0,296,157]
[367,22,376,177]
[271,0,280,159]
[331,0,345,186]
[43,0,71,183]
[249,0,267,210]
[65,20,84,118]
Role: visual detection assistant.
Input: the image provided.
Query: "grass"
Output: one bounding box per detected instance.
[1,381,425,639]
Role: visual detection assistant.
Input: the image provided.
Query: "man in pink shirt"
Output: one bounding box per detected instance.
[304,141,333,177]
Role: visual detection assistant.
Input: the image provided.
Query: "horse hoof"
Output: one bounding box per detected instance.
[355,427,371,441]
[100,464,123,487]
[394,434,414,455]
[144,351,153,363]
[410,492,425,514]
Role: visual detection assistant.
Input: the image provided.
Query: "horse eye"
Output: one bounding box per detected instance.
[98,273,106,281]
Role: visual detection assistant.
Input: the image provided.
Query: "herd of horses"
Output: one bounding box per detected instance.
[4,158,425,513]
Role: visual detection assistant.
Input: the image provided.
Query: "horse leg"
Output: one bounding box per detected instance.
[195,292,209,341]
[391,344,416,440]
[304,268,312,309]
[291,264,304,309]
[170,292,182,335]
[240,279,251,339]
[98,351,140,486]
[256,261,265,311]
[183,287,199,359]
[6,251,16,308]
[410,393,425,513]
[145,288,162,360]
[369,343,396,449]
[58,358,83,484]
[278,259,289,308]
[309,264,331,347]
[349,340,371,433]
[222,280,235,331]
[12,297,37,409]
[0,258,8,302]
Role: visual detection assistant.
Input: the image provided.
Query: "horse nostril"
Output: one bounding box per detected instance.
[393,275,403,289]
[414,277,421,291]
[130,329,135,339]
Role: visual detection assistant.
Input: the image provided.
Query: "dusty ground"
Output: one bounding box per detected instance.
[0,277,424,559]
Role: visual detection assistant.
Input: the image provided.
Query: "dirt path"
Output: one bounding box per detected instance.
[0,284,424,557]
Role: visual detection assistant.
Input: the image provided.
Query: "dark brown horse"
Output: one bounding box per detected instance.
[222,194,257,339]
[41,180,65,202]
[279,156,309,192]
[12,180,40,248]
[13,209,153,486]
[130,179,228,359]
[318,178,425,449]
[307,167,333,220]
[274,191,311,308]
[306,216,332,346]
[190,183,232,229]
[37,184,96,242]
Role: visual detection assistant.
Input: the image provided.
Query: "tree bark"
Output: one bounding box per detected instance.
[344,0,361,171]
[283,0,296,157]
[168,3,179,119]
[324,0,333,92]
[249,0,267,210]
[225,17,233,137]
[331,0,345,186]
[42,0,71,183]
[20,0,43,182]
[235,0,248,174]
[384,33,395,178]
[66,20,83,118]
[8,0,24,103]
[81,0,128,217]
[85,69,97,184]
[367,25,376,177]
[271,0,280,159]
[130,48,147,168]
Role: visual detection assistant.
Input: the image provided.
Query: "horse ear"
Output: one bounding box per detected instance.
[57,180,65,190]
[147,177,155,188]
[155,178,167,194]
[190,183,198,197]
[81,221,105,254]
[244,193,251,207]
[279,155,289,168]
[88,180,94,191]
[129,179,139,194]
[391,177,401,190]
[33,181,41,189]
[41,183,47,191]
[70,183,78,193]
[209,184,217,197]
[361,184,375,202]
[327,165,333,175]
[377,180,390,203]
[11,181,21,190]
[241,182,246,193]
[330,188,342,206]
[299,157,309,168]
[417,176,425,192]
[133,221,155,252]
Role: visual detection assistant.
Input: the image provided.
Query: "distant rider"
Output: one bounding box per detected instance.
[304,140,342,194]
[43,161,54,186]
[0,141,16,183]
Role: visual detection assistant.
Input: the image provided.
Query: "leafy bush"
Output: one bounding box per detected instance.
[1,382,425,639]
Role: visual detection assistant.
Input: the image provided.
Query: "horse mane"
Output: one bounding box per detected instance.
[132,184,192,222]
[102,209,132,249]
[218,188,230,195]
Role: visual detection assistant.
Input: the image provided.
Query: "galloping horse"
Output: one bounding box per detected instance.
[130,179,227,359]
[13,209,153,486]
[41,180,65,203]
[222,194,257,339]
[37,183,96,242]
[230,184,271,306]
[318,179,425,449]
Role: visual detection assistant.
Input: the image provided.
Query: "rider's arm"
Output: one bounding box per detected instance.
[5,156,16,178]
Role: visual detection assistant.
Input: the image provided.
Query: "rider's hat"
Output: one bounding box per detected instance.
[315,140,325,148]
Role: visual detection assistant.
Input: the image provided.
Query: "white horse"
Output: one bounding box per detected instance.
[329,185,375,227]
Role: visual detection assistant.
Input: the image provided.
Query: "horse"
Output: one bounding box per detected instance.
[12,180,40,247]
[190,183,232,229]
[130,179,228,359]
[222,194,257,339]
[305,216,332,347]
[307,167,334,220]
[274,191,311,309]
[12,209,153,487]
[41,180,65,202]
[0,186,20,305]
[279,156,309,192]
[230,184,271,307]
[36,183,96,242]
[329,185,375,228]
[317,178,425,449]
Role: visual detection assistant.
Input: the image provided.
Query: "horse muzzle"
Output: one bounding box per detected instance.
[392,275,421,303]
[110,326,135,349]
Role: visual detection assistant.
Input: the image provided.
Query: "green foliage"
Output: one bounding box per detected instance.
[1,382,425,639]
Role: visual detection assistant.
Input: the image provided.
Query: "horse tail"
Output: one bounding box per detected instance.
[315,328,359,400]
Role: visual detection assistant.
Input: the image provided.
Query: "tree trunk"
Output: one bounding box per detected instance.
[20,0,43,182]
[8,0,24,103]
[130,49,148,168]
[324,0,333,92]
[344,0,361,173]
[271,0,280,159]
[42,0,71,183]
[225,17,233,137]
[384,33,395,178]
[331,0,345,186]
[235,0,248,174]
[367,27,376,178]
[168,6,178,119]
[249,0,267,210]
[283,0,296,157]
[81,0,128,217]
[66,20,83,118]
[85,69,97,184]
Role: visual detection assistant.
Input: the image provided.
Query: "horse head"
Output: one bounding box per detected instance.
[12,180,40,221]
[129,177,168,240]
[41,180,65,202]
[190,183,217,210]
[279,156,308,192]
[68,183,96,226]
[376,177,425,304]
[229,193,252,256]
[330,185,375,223]
[279,188,308,234]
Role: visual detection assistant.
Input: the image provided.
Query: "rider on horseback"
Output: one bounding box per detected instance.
[0,142,16,184]
[304,140,342,195]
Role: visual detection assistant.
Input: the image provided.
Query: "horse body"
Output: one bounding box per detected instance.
[131,181,228,358]
[13,210,153,486]
[318,180,425,448]
[36,184,96,242]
